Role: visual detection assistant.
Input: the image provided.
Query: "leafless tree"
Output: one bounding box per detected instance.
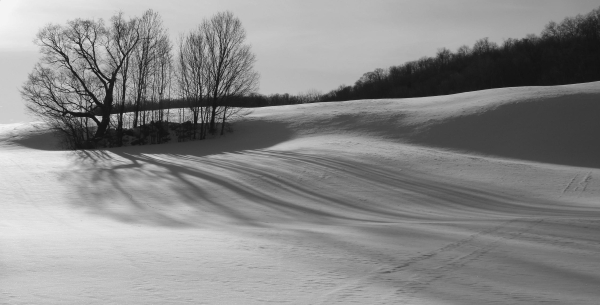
[176,29,208,139]
[298,89,323,104]
[21,13,140,148]
[113,13,139,146]
[153,36,173,123]
[436,48,452,67]
[130,9,167,128]
[202,11,259,135]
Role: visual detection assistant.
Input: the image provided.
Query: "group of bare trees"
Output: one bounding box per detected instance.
[21,10,258,149]
[112,10,173,147]
[177,12,258,140]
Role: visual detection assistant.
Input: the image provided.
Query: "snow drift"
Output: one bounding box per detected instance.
[409,83,600,168]
[1,82,600,304]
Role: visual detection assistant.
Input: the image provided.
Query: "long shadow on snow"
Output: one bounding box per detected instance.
[64,123,600,303]
[66,124,596,228]
[67,146,600,304]
[67,120,295,227]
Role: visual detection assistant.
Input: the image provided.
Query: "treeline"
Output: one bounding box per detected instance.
[114,89,323,112]
[319,6,600,102]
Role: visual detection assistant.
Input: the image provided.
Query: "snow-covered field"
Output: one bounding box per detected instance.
[2,82,600,304]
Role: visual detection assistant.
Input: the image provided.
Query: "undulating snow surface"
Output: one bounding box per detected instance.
[2,82,600,304]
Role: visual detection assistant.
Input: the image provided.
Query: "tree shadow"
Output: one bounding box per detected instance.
[60,120,600,304]
[64,122,594,229]
[68,147,600,303]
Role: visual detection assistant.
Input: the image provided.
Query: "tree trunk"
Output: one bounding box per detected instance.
[93,86,115,143]
[220,106,228,135]
[209,97,218,134]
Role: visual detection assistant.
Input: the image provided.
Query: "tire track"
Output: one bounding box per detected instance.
[387,218,544,304]
[562,175,578,194]
[562,172,592,194]
[381,218,523,275]
[315,218,543,304]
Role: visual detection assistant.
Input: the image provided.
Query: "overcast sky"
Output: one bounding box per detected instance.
[1,0,598,123]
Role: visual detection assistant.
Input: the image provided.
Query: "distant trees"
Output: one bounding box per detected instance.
[215,90,325,108]
[297,89,323,104]
[174,5,599,108]
[22,10,258,149]
[321,6,600,102]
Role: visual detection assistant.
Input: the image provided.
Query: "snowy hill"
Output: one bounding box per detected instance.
[1,82,600,304]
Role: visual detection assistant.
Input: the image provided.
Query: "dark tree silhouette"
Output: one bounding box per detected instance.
[131,10,169,128]
[177,26,209,140]
[202,11,259,135]
[320,6,600,103]
[21,13,140,148]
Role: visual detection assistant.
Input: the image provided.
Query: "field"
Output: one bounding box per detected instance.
[1,82,600,304]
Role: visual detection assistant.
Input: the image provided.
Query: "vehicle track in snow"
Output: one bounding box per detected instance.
[385,218,544,304]
[316,218,544,304]
[562,172,593,194]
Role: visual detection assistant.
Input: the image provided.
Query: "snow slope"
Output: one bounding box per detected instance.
[1,82,600,304]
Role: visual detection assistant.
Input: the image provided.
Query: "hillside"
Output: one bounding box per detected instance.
[1,82,600,304]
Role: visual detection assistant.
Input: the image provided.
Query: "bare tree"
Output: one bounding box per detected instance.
[202,11,259,135]
[131,9,167,128]
[298,89,323,104]
[176,29,207,140]
[436,48,452,67]
[21,13,140,148]
[113,13,139,146]
[154,36,173,123]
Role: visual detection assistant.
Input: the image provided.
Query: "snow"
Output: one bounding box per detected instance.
[1,82,600,304]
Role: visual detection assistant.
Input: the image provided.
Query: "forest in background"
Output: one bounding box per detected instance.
[237,6,600,106]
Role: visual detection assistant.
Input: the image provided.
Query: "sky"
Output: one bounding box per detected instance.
[0,0,598,123]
